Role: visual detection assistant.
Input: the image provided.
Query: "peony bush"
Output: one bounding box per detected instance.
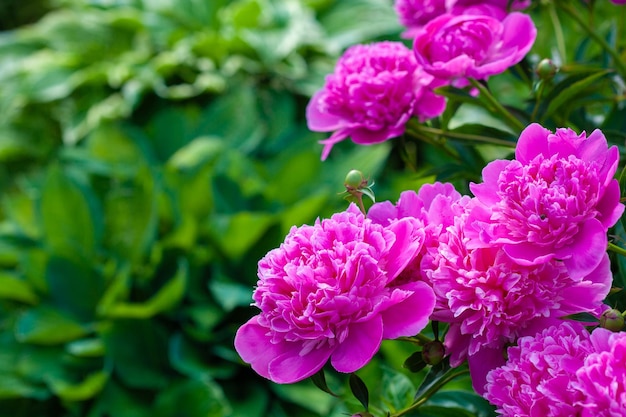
[236,1,626,416]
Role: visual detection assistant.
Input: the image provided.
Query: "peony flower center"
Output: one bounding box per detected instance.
[494,155,601,248]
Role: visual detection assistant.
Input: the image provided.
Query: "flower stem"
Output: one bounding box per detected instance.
[608,242,626,257]
[415,126,516,148]
[387,369,470,417]
[468,79,526,132]
[396,334,433,346]
[557,1,626,78]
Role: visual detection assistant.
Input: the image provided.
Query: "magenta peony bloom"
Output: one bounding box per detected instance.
[424,196,612,393]
[611,0,626,4]
[234,204,436,383]
[574,328,626,416]
[412,12,536,87]
[306,41,446,160]
[470,123,624,279]
[484,321,593,416]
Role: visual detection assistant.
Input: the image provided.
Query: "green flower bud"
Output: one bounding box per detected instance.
[344,169,367,191]
[422,340,445,366]
[600,308,625,332]
[536,58,558,80]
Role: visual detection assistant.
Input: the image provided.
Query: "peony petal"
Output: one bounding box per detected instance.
[502,241,554,266]
[306,90,344,132]
[384,218,424,281]
[470,159,510,205]
[234,317,286,381]
[597,179,625,229]
[268,342,333,384]
[557,218,607,280]
[515,123,551,162]
[331,316,383,373]
[500,12,537,62]
[319,129,349,161]
[381,282,435,339]
[468,346,507,395]
[367,200,399,226]
[350,126,400,145]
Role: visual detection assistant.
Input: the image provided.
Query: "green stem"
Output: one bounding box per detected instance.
[416,126,516,148]
[558,1,626,78]
[530,81,546,122]
[387,369,470,417]
[396,334,433,346]
[468,79,526,132]
[608,242,626,257]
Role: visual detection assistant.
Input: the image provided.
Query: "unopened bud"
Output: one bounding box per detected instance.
[600,308,625,332]
[536,58,558,80]
[422,340,445,366]
[344,169,367,191]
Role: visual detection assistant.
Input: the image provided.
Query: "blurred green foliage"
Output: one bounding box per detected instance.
[0,0,403,415]
[1,0,626,416]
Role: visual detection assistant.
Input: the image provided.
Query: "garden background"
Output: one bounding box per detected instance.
[0,0,625,416]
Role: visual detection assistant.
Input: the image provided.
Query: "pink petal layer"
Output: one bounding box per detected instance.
[331,317,383,373]
[381,282,435,339]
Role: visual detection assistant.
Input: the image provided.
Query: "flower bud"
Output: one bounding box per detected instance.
[422,340,445,366]
[344,169,367,191]
[351,413,374,417]
[536,58,558,80]
[600,308,625,332]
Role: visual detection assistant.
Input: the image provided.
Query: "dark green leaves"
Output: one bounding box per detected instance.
[349,373,369,411]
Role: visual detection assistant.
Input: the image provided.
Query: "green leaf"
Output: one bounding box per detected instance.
[45,255,104,321]
[423,390,496,417]
[208,280,253,312]
[382,370,415,411]
[153,378,231,417]
[100,320,169,389]
[15,306,89,345]
[208,212,276,260]
[414,359,453,401]
[39,165,101,260]
[403,351,427,373]
[101,258,188,319]
[169,333,236,380]
[103,165,158,262]
[561,312,599,323]
[66,338,105,358]
[310,369,338,397]
[47,370,109,402]
[0,272,38,304]
[542,70,611,121]
[349,373,369,410]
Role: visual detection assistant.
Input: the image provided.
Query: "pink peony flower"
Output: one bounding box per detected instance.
[412,12,536,87]
[574,328,626,416]
[484,321,594,416]
[234,204,436,383]
[470,123,624,279]
[424,197,612,393]
[306,41,446,160]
